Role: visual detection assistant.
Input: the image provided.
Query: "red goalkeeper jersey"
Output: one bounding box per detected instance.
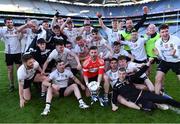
[83,56,105,78]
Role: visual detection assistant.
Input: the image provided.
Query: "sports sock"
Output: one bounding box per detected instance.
[104,93,108,99]
[41,92,46,97]
[78,98,84,104]
[45,102,51,110]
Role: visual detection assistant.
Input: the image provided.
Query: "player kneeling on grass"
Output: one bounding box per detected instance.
[17,54,47,108]
[41,60,89,116]
[111,60,180,112]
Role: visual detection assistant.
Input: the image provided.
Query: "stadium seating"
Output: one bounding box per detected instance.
[0,0,180,17]
[0,0,179,17]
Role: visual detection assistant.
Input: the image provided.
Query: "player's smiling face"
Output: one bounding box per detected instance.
[89,49,98,60]
[126,20,133,31]
[57,18,64,26]
[53,28,60,36]
[42,22,49,29]
[92,32,99,41]
[67,23,73,30]
[110,60,118,70]
[114,45,120,53]
[119,21,124,29]
[112,21,118,29]
[30,23,39,32]
[131,32,138,41]
[56,45,64,53]
[37,43,46,51]
[57,62,65,72]
[119,71,127,81]
[84,25,91,32]
[5,19,14,29]
[118,59,127,68]
[77,39,85,47]
[147,25,156,35]
[160,28,169,41]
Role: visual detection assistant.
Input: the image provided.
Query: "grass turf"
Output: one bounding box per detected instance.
[0,42,179,123]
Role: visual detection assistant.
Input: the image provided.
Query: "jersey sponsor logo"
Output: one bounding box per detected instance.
[89,68,98,72]
[178,46,180,49]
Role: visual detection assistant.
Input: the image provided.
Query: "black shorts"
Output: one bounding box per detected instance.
[157,60,180,75]
[88,75,98,82]
[133,77,147,84]
[5,53,22,66]
[147,56,160,64]
[134,59,147,64]
[59,87,67,97]
[71,68,80,76]
[23,72,37,89]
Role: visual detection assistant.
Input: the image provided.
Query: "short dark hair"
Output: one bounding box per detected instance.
[53,25,60,30]
[57,17,63,20]
[56,59,64,65]
[131,28,138,33]
[118,55,127,61]
[159,24,169,32]
[76,36,82,41]
[89,46,98,51]
[126,17,132,22]
[43,19,49,23]
[4,17,13,23]
[65,41,72,45]
[110,58,118,62]
[37,38,46,44]
[119,67,126,72]
[112,18,118,22]
[118,19,123,23]
[22,54,33,62]
[113,41,120,46]
[55,39,65,46]
[92,28,99,34]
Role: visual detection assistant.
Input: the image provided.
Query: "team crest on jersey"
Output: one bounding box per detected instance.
[134,44,137,47]
[164,44,168,48]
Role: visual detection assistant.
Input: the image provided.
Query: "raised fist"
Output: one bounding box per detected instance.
[96,12,102,18]
[55,11,60,17]
[66,17,71,22]
[143,6,149,14]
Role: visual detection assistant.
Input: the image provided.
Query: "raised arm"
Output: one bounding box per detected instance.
[51,12,59,28]
[134,6,149,31]
[60,17,71,33]
[96,12,106,29]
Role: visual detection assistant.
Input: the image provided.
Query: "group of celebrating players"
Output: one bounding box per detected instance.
[0,6,180,116]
